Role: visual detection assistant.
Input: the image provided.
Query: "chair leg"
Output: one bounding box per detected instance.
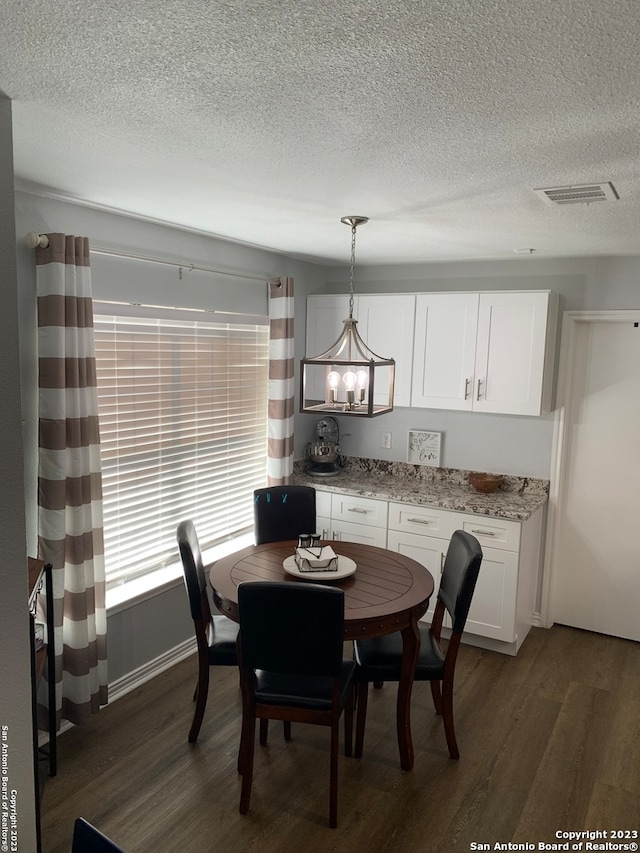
[239,714,256,813]
[373,681,384,689]
[283,721,292,741]
[259,718,269,745]
[344,688,354,757]
[354,682,369,759]
[188,658,209,743]
[329,721,339,828]
[430,679,443,715]
[441,674,459,759]
[237,699,255,775]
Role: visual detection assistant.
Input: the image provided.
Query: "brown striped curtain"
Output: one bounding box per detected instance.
[267,276,295,484]
[35,233,108,728]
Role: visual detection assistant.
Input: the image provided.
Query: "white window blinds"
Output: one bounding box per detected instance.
[94,307,269,587]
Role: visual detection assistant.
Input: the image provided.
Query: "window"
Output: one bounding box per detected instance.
[94,304,269,588]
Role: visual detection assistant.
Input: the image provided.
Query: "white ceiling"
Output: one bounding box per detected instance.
[2,0,640,265]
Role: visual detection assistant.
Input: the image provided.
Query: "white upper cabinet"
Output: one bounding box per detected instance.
[473,291,557,415]
[411,293,479,410]
[411,290,558,416]
[305,294,415,408]
[305,295,351,358]
[355,294,415,408]
[307,290,557,416]
[304,295,351,403]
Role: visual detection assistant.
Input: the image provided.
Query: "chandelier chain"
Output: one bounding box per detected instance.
[348,223,357,319]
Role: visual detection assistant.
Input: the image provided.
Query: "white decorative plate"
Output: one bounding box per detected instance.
[282,554,357,581]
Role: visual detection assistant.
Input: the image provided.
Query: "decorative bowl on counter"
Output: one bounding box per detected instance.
[468,472,505,494]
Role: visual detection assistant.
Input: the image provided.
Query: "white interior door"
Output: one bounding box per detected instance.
[549,313,640,641]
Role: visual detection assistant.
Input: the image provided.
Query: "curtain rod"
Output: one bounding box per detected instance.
[24,231,274,283]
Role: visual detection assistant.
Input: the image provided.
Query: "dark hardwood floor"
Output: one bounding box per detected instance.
[40,625,640,852]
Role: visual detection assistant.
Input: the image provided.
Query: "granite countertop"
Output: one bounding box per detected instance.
[292,458,549,522]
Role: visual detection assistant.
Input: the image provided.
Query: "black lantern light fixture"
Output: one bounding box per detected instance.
[300,216,395,417]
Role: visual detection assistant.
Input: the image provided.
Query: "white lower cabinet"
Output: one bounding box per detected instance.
[386,528,448,625]
[386,501,543,655]
[386,502,453,624]
[315,489,543,654]
[452,513,520,642]
[463,545,519,642]
[315,489,332,540]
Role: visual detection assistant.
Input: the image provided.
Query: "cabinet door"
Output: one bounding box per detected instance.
[316,517,332,539]
[356,294,415,407]
[315,489,332,519]
[411,293,478,410]
[315,490,332,540]
[473,291,551,416]
[387,529,445,624]
[305,295,352,402]
[464,546,518,642]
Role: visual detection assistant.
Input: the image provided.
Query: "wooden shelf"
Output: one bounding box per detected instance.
[28,557,44,610]
[28,558,56,853]
[34,645,47,682]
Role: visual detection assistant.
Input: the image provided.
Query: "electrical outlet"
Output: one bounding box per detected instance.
[381,431,392,449]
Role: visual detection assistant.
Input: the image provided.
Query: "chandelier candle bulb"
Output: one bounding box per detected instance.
[327,371,340,403]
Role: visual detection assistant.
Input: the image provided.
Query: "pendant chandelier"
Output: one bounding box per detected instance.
[300,216,395,417]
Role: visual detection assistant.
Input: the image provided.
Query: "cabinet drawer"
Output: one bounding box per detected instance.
[388,502,452,539]
[454,513,521,552]
[330,494,388,529]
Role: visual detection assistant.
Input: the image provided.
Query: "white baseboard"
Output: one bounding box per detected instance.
[108,637,197,704]
[38,638,197,746]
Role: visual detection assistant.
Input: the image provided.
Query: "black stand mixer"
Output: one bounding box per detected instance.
[306,417,342,477]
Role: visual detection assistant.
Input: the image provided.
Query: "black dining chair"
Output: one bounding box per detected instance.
[237,581,357,828]
[353,529,483,760]
[253,485,316,544]
[71,818,125,852]
[176,519,239,743]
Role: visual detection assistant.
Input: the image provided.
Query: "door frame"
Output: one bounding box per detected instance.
[540,309,640,628]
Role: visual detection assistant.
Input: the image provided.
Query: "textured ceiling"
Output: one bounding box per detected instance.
[2,0,640,264]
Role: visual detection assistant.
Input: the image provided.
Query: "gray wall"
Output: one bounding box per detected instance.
[0,97,38,850]
[6,171,640,852]
[13,189,640,691]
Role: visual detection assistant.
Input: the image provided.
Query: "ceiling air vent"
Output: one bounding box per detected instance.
[534,182,619,206]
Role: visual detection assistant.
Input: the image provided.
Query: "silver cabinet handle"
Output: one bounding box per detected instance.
[440,552,445,574]
[476,378,484,401]
[407,517,432,525]
[471,528,496,536]
[348,507,369,514]
[464,378,471,400]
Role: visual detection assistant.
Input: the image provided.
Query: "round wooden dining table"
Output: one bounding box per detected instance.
[209,539,434,771]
